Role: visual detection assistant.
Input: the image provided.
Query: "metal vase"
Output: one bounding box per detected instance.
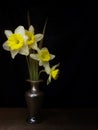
[25,80,44,124]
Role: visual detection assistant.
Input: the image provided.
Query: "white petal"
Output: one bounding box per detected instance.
[31,42,39,50]
[40,47,50,52]
[39,60,43,66]
[29,25,34,34]
[11,50,19,59]
[47,75,51,85]
[52,63,60,70]
[23,35,28,44]
[2,41,10,51]
[15,26,25,35]
[4,30,12,38]
[19,45,29,56]
[50,54,55,60]
[30,54,39,61]
[35,34,43,42]
[43,62,50,74]
[41,47,48,51]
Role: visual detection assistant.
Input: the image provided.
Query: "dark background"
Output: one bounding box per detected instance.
[0,0,97,108]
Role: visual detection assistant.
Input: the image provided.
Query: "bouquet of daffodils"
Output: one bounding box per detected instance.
[2,20,60,85]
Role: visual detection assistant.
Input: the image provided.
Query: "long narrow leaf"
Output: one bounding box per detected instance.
[39,17,48,49]
[27,10,31,27]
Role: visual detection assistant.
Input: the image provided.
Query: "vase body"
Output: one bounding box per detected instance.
[25,80,44,124]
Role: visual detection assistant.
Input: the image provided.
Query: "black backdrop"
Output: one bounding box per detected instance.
[0,0,97,108]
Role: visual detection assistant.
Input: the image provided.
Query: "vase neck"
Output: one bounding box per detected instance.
[26,80,43,92]
[31,82,40,92]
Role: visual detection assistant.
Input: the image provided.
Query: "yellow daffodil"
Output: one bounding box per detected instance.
[30,47,55,67]
[25,25,43,50]
[2,26,29,59]
[46,63,60,85]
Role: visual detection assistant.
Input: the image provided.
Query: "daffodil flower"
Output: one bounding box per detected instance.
[46,63,60,85]
[2,23,60,85]
[2,26,29,59]
[30,47,55,67]
[25,25,43,50]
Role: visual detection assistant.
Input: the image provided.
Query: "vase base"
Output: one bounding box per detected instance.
[26,116,41,124]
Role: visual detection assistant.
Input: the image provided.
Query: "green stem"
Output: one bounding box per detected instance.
[29,59,38,80]
[28,49,39,81]
[39,69,46,77]
[26,56,30,79]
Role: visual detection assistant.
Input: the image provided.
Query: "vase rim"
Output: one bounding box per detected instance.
[26,79,43,83]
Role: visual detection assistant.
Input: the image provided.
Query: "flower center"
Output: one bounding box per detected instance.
[25,31,35,46]
[7,34,24,50]
[38,49,51,61]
